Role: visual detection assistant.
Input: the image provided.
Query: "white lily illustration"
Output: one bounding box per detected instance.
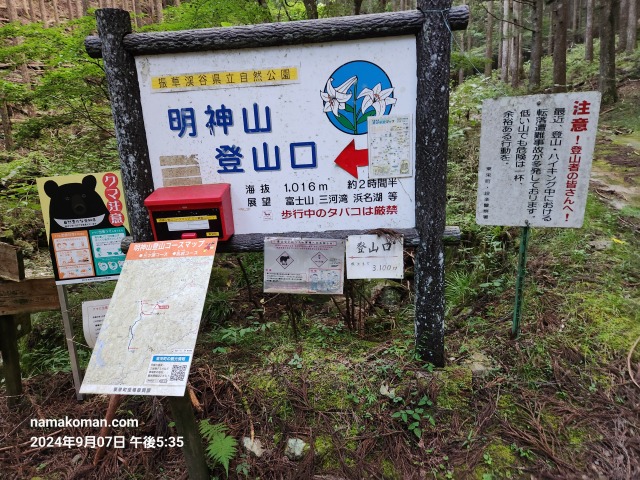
[358,83,397,116]
[320,76,358,117]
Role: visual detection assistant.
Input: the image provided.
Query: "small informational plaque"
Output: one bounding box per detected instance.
[346,234,404,279]
[80,238,217,397]
[264,237,345,294]
[476,92,601,228]
[367,114,413,178]
[82,298,110,349]
[36,171,129,284]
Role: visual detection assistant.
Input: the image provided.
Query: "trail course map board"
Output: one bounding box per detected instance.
[80,239,217,396]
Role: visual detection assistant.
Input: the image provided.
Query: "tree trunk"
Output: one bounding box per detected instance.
[66,0,74,18]
[500,0,512,82]
[154,0,163,22]
[21,0,30,20]
[81,0,88,16]
[530,0,544,89]
[38,0,47,24]
[599,0,619,103]
[485,0,494,76]
[302,0,318,18]
[572,0,581,43]
[627,0,638,52]
[27,0,36,20]
[1,101,14,151]
[585,0,595,60]
[7,0,18,22]
[354,0,363,14]
[510,0,522,87]
[133,0,141,27]
[548,4,554,54]
[618,0,628,51]
[52,0,61,25]
[552,0,568,92]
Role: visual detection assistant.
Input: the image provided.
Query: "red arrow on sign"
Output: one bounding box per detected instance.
[334,139,368,179]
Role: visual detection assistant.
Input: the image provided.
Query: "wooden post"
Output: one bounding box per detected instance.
[95,8,155,243]
[414,0,453,367]
[95,14,208,477]
[0,315,23,407]
[57,286,84,401]
[168,394,210,480]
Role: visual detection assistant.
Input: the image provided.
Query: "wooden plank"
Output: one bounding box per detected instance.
[0,242,24,282]
[119,226,461,254]
[0,278,60,315]
[0,315,23,407]
[84,7,470,58]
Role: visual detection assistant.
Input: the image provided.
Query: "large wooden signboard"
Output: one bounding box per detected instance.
[86,3,468,366]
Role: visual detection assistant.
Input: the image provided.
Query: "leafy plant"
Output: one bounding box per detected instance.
[391,395,435,439]
[199,420,238,476]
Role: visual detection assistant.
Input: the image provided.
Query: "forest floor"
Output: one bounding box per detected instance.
[1,81,639,479]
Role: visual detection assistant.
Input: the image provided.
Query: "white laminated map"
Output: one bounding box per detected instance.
[80,239,217,396]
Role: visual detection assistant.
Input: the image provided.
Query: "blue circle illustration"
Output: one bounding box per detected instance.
[320,60,395,135]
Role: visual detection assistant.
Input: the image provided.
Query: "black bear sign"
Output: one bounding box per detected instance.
[37,172,130,284]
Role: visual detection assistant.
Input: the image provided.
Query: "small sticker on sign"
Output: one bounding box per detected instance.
[145,354,191,385]
[346,234,404,279]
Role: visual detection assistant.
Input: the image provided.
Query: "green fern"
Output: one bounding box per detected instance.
[198,420,238,476]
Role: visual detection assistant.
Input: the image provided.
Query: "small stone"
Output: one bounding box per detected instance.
[285,437,308,461]
[242,437,265,458]
[466,352,493,376]
[588,239,612,250]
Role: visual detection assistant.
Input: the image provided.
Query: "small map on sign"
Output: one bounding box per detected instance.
[80,239,217,397]
[367,114,413,178]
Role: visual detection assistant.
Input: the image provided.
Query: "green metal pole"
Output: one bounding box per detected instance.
[512,225,531,339]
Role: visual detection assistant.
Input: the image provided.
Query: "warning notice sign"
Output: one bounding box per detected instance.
[263,237,345,294]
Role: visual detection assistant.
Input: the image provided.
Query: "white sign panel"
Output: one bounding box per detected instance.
[346,234,404,279]
[135,37,417,235]
[82,298,110,349]
[80,239,216,396]
[476,92,601,227]
[264,237,345,294]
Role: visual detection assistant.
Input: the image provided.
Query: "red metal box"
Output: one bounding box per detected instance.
[144,184,234,241]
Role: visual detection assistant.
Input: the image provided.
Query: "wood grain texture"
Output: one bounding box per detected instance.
[120,226,460,254]
[96,9,155,242]
[0,278,60,315]
[413,0,452,367]
[85,7,469,58]
[0,242,24,282]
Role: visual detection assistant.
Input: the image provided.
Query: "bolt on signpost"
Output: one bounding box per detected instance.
[476,93,601,339]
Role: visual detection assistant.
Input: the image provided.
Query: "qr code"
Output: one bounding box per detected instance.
[169,364,188,382]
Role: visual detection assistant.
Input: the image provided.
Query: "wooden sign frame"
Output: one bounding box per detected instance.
[85,2,468,367]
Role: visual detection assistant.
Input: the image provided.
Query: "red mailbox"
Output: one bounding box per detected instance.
[144,184,234,241]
